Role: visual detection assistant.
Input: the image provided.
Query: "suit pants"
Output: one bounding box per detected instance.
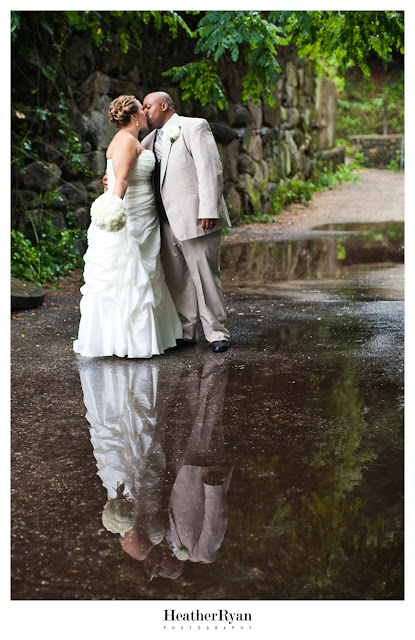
[159,220,230,343]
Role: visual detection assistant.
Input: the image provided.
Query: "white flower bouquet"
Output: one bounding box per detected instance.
[166,124,181,143]
[102,498,136,534]
[90,193,127,232]
[174,547,190,561]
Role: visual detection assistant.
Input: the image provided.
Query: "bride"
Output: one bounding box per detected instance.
[73,95,182,358]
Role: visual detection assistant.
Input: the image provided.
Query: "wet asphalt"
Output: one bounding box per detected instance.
[11,220,404,602]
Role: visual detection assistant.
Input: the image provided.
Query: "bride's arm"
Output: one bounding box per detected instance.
[111,137,139,199]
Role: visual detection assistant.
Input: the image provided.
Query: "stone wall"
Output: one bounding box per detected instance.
[13,52,344,236]
[351,135,404,169]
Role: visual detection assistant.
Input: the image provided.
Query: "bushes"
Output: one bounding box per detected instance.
[11,220,85,285]
[262,162,361,221]
[337,71,404,154]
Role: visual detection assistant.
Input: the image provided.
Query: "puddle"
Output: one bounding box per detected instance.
[11,222,404,602]
[221,222,404,284]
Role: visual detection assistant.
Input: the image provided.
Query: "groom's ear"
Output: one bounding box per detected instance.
[160,101,168,112]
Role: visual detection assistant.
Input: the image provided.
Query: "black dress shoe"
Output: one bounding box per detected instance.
[176,339,197,347]
[211,340,230,353]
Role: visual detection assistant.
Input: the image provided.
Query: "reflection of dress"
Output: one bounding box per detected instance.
[73,150,182,358]
[79,360,166,544]
[79,357,232,561]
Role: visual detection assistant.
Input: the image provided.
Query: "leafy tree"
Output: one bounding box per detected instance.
[164,10,404,108]
[12,10,404,112]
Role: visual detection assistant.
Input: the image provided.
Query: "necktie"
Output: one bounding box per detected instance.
[154,129,164,162]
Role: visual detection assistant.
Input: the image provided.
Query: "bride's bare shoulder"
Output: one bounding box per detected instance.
[136,142,148,155]
[107,130,140,159]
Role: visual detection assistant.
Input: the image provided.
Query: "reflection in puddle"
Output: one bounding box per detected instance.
[221,222,404,283]
[79,358,232,581]
[74,297,403,600]
[11,222,402,601]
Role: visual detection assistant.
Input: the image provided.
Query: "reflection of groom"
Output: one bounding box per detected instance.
[141,92,231,353]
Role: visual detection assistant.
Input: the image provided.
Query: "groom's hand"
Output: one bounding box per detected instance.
[201,218,216,231]
[102,170,108,192]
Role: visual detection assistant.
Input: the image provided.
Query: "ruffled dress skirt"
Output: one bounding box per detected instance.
[73,151,182,358]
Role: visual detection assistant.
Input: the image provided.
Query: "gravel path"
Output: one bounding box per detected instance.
[222,168,404,244]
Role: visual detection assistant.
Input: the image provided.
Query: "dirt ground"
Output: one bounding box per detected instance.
[221,168,404,245]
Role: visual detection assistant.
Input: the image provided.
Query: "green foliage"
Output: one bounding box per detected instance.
[163,60,228,110]
[12,10,405,111]
[273,10,404,77]
[11,221,85,285]
[387,151,403,171]
[336,71,404,148]
[264,163,360,220]
[270,177,315,216]
[196,11,284,106]
[63,10,194,53]
[217,361,403,599]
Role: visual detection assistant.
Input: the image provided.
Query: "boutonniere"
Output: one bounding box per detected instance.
[166,124,181,143]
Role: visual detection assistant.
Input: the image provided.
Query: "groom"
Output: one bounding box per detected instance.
[141,92,231,353]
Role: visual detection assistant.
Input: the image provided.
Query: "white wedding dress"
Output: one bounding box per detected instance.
[79,359,167,544]
[73,149,182,358]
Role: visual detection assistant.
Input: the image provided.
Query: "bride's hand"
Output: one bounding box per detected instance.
[201,218,216,231]
[102,171,108,192]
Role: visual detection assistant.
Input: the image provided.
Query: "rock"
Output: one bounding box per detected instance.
[241,129,260,156]
[223,183,242,224]
[238,174,261,213]
[199,103,220,122]
[251,135,263,162]
[285,86,295,108]
[11,278,45,310]
[254,160,270,193]
[22,162,61,191]
[238,153,256,176]
[268,153,281,183]
[86,179,105,198]
[54,182,88,210]
[246,99,263,128]
[72,207,90,230]
[211,122,237,145]
[287,108,300,128]
[81,95,116,151]
[279,142,291,176]
[286,61,298,87]
[222,139,241,182]
[13,189,38,211]
[285,131,299,173]
[64,35,97,80]
[27,208,66,229]
[75,237,87,256]
[79,151,106,177]
[229,103,251,126]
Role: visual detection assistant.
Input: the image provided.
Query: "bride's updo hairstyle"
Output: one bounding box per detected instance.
[108,95,138,128]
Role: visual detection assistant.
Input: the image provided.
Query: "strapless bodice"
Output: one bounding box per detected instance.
[107,149,155,187]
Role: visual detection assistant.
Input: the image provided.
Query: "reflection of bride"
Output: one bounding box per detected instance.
[78,357,232,580]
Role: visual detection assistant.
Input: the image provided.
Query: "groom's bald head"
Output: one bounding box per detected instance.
[143,91,175,130]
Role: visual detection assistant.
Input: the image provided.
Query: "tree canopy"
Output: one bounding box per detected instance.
[12,10,404,110]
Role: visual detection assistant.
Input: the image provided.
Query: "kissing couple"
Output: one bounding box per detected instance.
[73,91,231,358]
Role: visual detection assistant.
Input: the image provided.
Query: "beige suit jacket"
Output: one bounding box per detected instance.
[141,116,231,241]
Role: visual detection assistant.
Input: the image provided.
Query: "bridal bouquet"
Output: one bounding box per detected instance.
[102,483,136,534]
[90,193,127,232]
